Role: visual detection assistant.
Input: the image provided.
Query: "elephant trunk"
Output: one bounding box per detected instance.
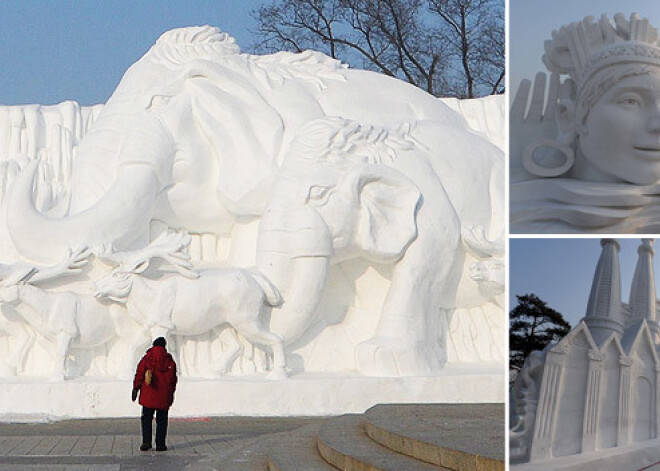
[6,113,174,264]
[257,208,332,344]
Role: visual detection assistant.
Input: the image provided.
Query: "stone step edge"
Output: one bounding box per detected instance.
[364,421,504,471]
[266,422,337,471]
[316,416,443,471]
[317,431,370,471]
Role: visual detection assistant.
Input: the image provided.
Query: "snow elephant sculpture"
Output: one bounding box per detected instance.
[5,25,501,267]
[257,117,503,376]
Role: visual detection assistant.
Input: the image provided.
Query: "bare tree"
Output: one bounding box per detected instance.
[429,0,504,97]
[251,0,504,98]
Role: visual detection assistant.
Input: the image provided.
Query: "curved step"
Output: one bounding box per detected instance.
[317,414,448,470]
[365,404,504,471]
[266,422,336,471]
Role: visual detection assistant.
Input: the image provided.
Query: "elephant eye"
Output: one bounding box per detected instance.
[307,185,331,204]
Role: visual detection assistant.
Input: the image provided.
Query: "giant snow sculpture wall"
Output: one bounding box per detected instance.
[0,26,504,417]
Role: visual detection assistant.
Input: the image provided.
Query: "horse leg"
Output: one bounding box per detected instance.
[146,326,183,376]
[0,319,35,376]
[168,334,181,372]
[234,321,286,380]
[211,327,242,377]
[49,331,71,381]
[118,329,150,380]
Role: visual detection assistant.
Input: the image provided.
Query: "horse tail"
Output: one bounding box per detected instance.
[249,271,283,307]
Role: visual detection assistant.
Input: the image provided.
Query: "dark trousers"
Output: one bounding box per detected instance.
[141,406,168,447]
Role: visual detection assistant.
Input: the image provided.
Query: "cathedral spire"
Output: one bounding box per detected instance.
[629,239,659,339]
[584,239,624,343]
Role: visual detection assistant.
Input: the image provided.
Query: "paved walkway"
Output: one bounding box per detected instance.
[0,416,324,470]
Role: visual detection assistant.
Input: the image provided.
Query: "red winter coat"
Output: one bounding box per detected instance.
[133,346,177,410]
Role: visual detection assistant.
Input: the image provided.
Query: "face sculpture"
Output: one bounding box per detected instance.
[577,72,660,185]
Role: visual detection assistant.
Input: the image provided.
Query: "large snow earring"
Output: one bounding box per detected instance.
[522,138,575,178]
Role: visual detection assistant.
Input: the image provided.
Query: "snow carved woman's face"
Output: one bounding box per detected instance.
[579,72,660,184]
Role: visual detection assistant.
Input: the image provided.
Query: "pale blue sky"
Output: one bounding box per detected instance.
[0,0,263,105]
[509,0,660,102]
[509,238,660,328]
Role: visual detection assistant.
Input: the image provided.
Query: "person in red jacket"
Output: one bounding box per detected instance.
[132,337,177,451]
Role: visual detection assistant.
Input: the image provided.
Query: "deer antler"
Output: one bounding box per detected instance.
[0,246,92,287]
[97,232,199,279]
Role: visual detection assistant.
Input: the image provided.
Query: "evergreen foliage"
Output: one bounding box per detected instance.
[510,293,571,372]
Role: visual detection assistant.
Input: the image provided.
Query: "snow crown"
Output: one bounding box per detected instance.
[543,13,660,122]
[543,13,660,86]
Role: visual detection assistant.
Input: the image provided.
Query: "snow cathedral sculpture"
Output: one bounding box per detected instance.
[511,239,660,469]
[0,27,504,417]
[510,13,660,233]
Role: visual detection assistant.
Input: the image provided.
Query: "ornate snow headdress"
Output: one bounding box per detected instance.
[543,13,660,108]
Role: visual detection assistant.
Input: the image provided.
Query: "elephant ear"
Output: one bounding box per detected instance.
[352,166,421,262]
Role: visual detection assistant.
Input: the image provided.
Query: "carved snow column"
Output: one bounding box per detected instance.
[23,106,41,159]
[656,364,660,439]
[629,239,659,340]
[530,344,568,461]
[8,107,24,156]
[584,239,624,345]
[618,356,633,446]
[0,107,9,159]
[582,349,604,452]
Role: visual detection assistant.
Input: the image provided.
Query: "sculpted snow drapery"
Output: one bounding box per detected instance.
[0,26,503,380]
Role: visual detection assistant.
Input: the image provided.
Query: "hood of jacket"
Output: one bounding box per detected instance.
[144,346,174,372]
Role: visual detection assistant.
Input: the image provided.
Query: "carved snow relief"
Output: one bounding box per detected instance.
[511,13,660,233]
[0,26,503,381]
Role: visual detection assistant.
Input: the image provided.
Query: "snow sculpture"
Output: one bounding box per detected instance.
[511,239,660,467]
[0,26,503,388]
[94,235,287,380]
[0,247,90,377]
[510,13,660,233]
[1,282,121,382]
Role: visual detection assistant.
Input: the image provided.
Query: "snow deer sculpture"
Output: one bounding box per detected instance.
[0,234,196,381]
[0,246,92,379]
[94,232,288,379]
[0,283,135,381]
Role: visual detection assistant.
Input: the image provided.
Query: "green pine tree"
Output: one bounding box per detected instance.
[510,293,571,372]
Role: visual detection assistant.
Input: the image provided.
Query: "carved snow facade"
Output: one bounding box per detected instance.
[511,239,660,463]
